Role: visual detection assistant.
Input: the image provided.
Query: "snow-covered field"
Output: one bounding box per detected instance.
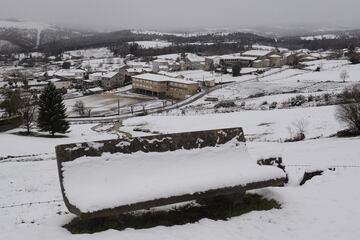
[300,34,339,40]
[0,124,116,157]
[64,93,146,116]
[162,60,358,115]
[122,105,340,141]
[64,91,172,117]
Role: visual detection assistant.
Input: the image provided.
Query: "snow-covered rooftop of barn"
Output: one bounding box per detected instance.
[47,78,62,82]
[102,72,118,78]
[242,50,272,57]
[186,53,205,62]
[54,69,85,76]
[62,142,285,213]
[134,73,198,85]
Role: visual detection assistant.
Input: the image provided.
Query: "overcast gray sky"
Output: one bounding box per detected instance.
[1,0,359,31]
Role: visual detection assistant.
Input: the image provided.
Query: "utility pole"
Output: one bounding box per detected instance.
[117,97,120,115]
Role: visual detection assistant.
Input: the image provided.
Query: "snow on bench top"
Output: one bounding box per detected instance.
[62,141,285,213]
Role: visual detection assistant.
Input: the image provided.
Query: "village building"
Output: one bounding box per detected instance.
[283,52,297,66]
[269,54,284,67]
[152,59,169,72]
[88,72,104,82]
[252,59,271,68]
[132,73,199,100]
[47,78,72,89]
[82,79,98,89]
[204,56,219,71]
[54,69,85,80]
[219,54,257,67]
[100,70,126,90]
[241,49,273,59]
[184,53,205,70]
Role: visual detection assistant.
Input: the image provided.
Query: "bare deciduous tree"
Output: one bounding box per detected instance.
[72,100,86,116]
[340,69,350,82]
[20,93,38,134]
[336,84,360,134]
[286,119,309,142]
[293,119,309,135]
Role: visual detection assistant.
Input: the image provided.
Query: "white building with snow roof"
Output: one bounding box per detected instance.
[132,73,199,99]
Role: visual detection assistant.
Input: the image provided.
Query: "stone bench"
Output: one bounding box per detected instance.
[55,127,286,219]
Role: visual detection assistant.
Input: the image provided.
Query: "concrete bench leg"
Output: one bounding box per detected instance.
[225,191,246,206]
[117,214,129,225]
[197,190,246,207]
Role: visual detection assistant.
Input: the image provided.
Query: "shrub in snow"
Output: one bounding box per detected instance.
[215,100,236,109]
[248,92,265,98]
[269,102,277,109]
[323,93,331,103]
[307,95,314,102]
[336,84,360,135]
[290,95,306,106]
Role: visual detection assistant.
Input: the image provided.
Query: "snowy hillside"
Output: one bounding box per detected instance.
[0,19,90,51]
[0,19,51,30]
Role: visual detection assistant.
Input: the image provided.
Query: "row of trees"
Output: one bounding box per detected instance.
[0,83,69,136]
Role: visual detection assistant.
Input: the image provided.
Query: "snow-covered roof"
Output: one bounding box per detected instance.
[134,73,198,85]
[270,54,281,58]
[158,71,182,78]
[252,44,275,51]
[48,78,62,82]
[242,50,272,57]
[102,72,118,79]
[186,53,205,62]
[205,55,220,60]
[126,68,147,74]
[54,69,85,77]
[156,53,180,61]
[89,72,104,77]
[87,87,104,92]
[153,59,170,63]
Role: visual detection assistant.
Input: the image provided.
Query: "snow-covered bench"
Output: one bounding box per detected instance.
[55,128,286,219]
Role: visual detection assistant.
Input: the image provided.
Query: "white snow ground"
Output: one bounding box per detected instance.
[1,59,360,239]
[122,105,340,141]
[1,137,360,239]
[0,124,116,157]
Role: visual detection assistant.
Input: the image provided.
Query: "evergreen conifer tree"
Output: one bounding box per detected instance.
[37,83,69,136]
